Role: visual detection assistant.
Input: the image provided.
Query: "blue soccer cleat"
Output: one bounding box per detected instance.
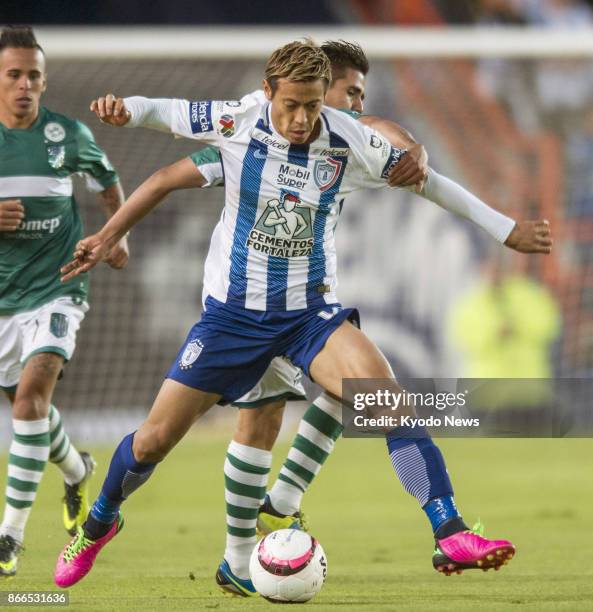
[215,559,257,597]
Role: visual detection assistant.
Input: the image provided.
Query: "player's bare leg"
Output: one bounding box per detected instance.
[233,402,284,451]
[55,380,220,587]
[1,353,92,576]
[309,321,515,575]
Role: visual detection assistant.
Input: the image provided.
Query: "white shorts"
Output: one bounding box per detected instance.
[232,356,306,408]
[0,296,89,389]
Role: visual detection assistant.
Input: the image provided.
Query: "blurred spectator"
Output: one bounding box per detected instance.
[448,252,561,379]
[475,1,537,132]
[566,105,593,217]
[447,252,564,434]
[477,0,593,133]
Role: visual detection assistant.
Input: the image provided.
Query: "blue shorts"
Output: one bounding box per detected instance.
[167,296,358,402]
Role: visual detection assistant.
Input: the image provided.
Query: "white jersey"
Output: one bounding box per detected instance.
[127,93,406,311]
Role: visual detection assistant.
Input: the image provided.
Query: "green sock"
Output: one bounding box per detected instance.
[0,417,50,543]
[269,393,343,516]
[223,440,271,579]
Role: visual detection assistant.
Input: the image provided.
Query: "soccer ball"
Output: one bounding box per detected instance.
[249,529,327,603]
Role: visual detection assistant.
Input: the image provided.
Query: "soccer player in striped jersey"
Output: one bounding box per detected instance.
[76,41,552,596]
[55,40,550,593]
[0,26,129,577]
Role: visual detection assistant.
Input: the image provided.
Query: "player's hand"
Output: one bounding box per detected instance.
[0,199,24,231]
[504,219,553,254]
[104,234,130,269]
[90,94,131,126]
[60,234,112,282]
[386,143,428,193]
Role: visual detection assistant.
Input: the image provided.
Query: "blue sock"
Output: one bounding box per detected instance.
[85,433,155,539]
[423,495,461,532]
[386,426,464,535]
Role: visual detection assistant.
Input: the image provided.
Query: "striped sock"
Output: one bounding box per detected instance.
[48,405,85,485]
[268,393,343,516]
[224,441,271,579]
[0,418,50,544]
[386,427,460,532]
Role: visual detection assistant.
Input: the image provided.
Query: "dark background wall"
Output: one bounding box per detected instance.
[0,0,343,25]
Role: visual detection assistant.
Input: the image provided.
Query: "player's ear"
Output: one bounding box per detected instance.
[263,79,273,101]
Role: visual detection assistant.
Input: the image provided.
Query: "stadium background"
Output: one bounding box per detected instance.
[1,1,593,609]
[2,0,591,439]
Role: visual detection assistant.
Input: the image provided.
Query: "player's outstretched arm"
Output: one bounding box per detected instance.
[90,94,237,142]
[61,158,207,282]
[360,115,428,192]
[0,199,24,231]
[417,170,553,253]
[90,94,180,134]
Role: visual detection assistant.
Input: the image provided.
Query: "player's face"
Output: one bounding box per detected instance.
[325,68,366,114]
[0,47,46,127]
[264,78,325,145]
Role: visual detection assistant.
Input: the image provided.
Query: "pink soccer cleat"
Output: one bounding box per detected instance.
[432,522,515,576]
[54,514,124,588]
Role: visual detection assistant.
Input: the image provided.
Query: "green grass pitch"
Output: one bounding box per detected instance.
[1,433,593,611]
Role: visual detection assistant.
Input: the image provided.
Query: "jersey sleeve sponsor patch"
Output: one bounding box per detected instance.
[218,114,235,138]
[381,146,407,179]
[189,101,214,134]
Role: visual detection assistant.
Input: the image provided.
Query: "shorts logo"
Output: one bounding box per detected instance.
[180,339,204,369]
[44,122,66,143]
[246,192,314,258]
[50,313,69,338]
[190,101,213,134]
[218,114,235,138]
[47,145,65,169]
[314,158,342,192]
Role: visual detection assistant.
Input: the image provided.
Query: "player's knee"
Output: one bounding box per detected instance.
[133,425,173,463]
[12,393,48,421]
[237,402,284,449]
[266,409,283,441]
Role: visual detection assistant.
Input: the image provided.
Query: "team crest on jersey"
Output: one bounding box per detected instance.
[246,191,314,258]
[218,114,235,138]
[44,122,66,143]
[180,339,204,369]
[313,158,342,192]
[370,135,383,148]
[47,145,66,169]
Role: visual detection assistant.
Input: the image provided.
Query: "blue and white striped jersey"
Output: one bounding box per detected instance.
[127,93,406,311]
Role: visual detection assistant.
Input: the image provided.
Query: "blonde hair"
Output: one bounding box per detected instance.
[265,39,331,94]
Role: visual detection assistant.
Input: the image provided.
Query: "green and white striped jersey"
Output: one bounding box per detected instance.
[0,107,118,315]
